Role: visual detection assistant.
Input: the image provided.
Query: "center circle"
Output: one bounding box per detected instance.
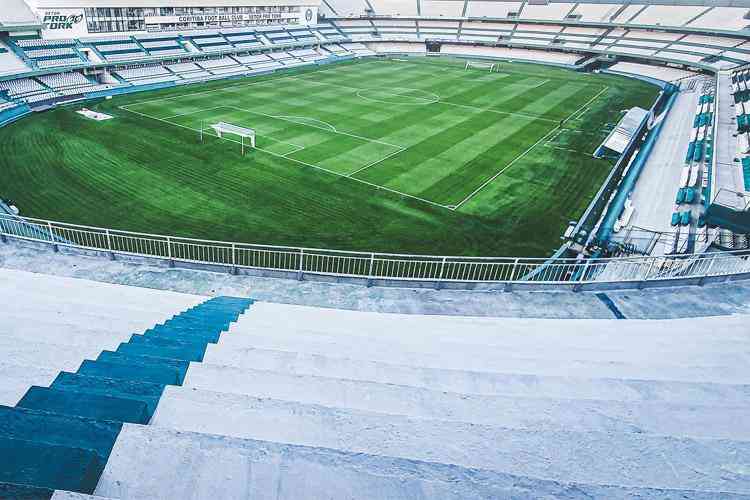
[357,87,440,105]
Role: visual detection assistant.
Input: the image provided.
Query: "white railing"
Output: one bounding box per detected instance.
[1,212,749,285]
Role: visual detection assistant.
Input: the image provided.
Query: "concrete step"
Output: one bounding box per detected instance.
[0,437,102,494]
[96,351,188,384]
[0,325,130,350]
[198,346,750,403]
[0,337,105,374]
[0,405,121,459]
[0,362,60,406]
[0,481,53,499]
[79,359,181,386]
[203,341,748,384]
[237,302,750,346]
[122,334,209,362]
[0,268,203,310]
[151,386,750,493]
[183,363,750,439]
[144,325,222,343]
[217,325,750,375]
[95,423,750,500]
[51,492,118,500]
[18,386,151,425]
[51,372,164,416]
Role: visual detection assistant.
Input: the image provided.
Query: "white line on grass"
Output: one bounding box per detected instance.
[120,60,381,110]
[347,146,406,177]
[289,76,560,123]
[225,105,403,149]
[161,106,227,120]
[451,85,609,211]
[119,105,451,211]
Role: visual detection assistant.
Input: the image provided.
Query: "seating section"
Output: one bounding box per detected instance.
[113,66,178,86]
[15,39,84,69]
[0,268,251,497]
[37,72,117,96]
[733,69,750,192]
[91,301,750,498]
[0,41,30,76]
[0,77,57,103]
[608,62,698,82]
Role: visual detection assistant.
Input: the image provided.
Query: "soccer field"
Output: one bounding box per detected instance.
[0,57,658,256]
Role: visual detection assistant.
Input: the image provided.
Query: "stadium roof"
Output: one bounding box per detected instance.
[0,0,40,29]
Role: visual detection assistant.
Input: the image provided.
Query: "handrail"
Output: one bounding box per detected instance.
[1,212,749,285]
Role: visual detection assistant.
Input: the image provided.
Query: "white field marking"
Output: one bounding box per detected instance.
[119,59,381,110]
[274,115,337,132]
[288,76,559,123]
[225,104,404,150]
[451,85,609,211]
[451,126,563,211]
[356,87,440,106]
[347,146,407,177]
[161,106,227,120]
[118,105,451,211]
[543,144,588,154]
[528,79,551,90]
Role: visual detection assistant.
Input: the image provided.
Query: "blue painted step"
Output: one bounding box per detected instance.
[0,481,53,500]
[2,295,253,496]
[17,387,150,425]
[0,405,121,460]
[51,371,164,416]
[0,437,101,494]
[117,337,206,363]
[96,351,189,384]
[79,358,181,386]
[145,325,221,343]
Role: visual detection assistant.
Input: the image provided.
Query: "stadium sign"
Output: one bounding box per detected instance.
[147,13,284,24]
[40,8,88,38]
[42,11,83,30]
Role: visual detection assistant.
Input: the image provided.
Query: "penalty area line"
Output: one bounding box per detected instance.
[118,105,451,211]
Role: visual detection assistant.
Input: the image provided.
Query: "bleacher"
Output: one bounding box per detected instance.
[15,38,84,69]
[733,69,750,192]
[220,30,264,50]
[89,38,149,63]
[37,72,116,96]
[0,77,57,103]
[165,61,213,81]
[195,56,246,76]
[3,271,747,498]
[0,41,30,76]
[135,34,187,57]
[188,34,234,53]
[113,65,178,86]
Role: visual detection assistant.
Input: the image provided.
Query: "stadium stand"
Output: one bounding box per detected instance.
[1,267,749,498]
[0,41,29,76]
[113,66,179,85]
[607,62,698,82]
[37,72,118,96]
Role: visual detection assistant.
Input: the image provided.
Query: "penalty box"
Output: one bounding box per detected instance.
[153,104,405,177]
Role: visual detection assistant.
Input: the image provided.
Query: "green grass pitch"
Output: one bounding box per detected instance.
[0,57,658,257]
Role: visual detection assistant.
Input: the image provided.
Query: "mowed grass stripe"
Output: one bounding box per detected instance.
[0,57,660,258]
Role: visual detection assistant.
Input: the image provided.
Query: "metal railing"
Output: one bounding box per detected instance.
[1,212,750,286]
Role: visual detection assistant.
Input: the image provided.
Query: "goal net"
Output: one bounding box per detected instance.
[200,121,256,155]
[464,61,497,72]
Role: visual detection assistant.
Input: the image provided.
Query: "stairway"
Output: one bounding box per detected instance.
[0,295,252,498]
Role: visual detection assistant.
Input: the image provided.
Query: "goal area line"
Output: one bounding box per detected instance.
[118,104,453,211]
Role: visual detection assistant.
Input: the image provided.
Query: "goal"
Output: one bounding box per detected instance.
[200,121,256,155]
[464,61,497,72]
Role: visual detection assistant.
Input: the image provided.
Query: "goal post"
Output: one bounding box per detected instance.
[200,121,256,155]
[464,60,497,73]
